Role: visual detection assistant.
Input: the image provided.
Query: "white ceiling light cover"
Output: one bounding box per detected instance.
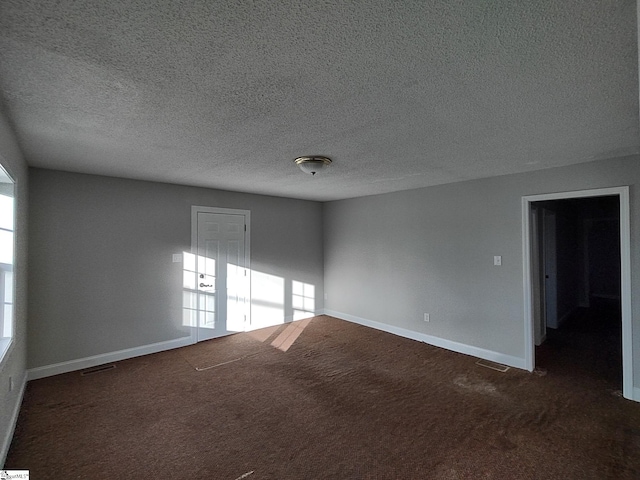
[294,156,332,176]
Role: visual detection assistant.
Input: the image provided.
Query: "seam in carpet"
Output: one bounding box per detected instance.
[233,471,254,480]
[194,352,262,371]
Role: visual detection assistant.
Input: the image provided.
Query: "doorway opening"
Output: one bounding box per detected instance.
[522,187,633,400]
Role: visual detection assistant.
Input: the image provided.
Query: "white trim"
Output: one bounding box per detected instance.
[522,197,535,371]
[522,186,634,400]
[191,206,251,342]
[0,338,11,366]
[324,309,527,370]
[27,336,193,381]
[190,208,199,344]
[522,188,625,202]
[620,187,633,400]
[633,387,640,402]
[1,370,27,467]
[0,159,16,368]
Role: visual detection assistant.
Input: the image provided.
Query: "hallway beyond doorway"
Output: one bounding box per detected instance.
[536,303,622,392]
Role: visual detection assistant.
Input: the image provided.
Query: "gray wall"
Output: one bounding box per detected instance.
[0,111,28,464]
[28,169,324,369]
[323,155,640,386]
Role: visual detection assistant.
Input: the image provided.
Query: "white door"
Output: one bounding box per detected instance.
[543,209,558,329]
[196,211,248,341]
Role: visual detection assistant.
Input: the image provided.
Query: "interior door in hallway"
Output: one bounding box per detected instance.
[543,209,558,328]
[196,211,248,341]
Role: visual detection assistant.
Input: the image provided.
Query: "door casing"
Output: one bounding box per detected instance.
[522,186,633,400]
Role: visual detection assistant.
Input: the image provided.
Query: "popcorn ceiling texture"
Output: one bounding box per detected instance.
[0,0,637,201]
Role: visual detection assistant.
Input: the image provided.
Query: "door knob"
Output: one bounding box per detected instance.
[200,283,213,288]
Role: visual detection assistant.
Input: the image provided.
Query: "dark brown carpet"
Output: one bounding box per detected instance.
[6,314,640,479]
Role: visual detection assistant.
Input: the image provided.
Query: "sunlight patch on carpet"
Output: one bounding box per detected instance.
[271,318,311,352]
[182,318,316,370]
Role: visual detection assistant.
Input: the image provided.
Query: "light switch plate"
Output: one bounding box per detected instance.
[172,254,182,263]
[494,256,502,266]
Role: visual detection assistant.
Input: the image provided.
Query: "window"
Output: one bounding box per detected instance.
[0,165,15,362]
[292,280,315,320]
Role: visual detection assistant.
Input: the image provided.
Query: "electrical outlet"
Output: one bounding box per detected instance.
[494,256,502,266]
[172,254,182,263]
[424,313,430,322]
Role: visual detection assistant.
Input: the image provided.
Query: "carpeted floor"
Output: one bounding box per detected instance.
[6,313,640,479]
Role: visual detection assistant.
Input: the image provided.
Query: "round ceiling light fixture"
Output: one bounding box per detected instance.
[294,156,332,176]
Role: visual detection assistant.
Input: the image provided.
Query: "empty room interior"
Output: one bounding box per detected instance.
[1,0,640,477]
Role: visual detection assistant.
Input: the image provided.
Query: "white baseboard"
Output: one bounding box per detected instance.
[1,370,27,467]
[25,313,327,380]
[27,336,194,381]
[629,387,640,402]
[323,309,527,370]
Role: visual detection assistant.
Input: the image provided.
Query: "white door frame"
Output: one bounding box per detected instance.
[530,205,546,346]
[191,206,251,342]
[522,186,633,400]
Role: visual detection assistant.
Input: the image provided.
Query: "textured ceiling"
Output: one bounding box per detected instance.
[0,0,638,201]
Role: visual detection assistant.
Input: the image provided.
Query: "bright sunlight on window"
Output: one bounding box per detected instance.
[292,280,315,321]
[0,165,14,363]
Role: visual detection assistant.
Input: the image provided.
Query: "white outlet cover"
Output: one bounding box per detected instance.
[494,256,502,266]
